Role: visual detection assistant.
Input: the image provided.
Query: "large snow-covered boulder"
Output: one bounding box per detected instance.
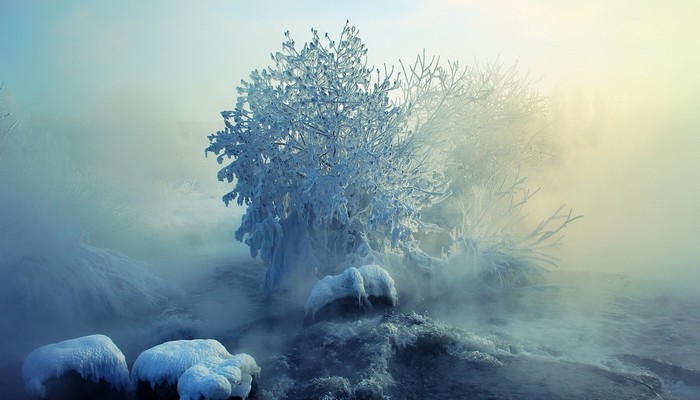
[305,265,398,321]
[357,264,398,307]
[178,353,261,400]
[304,267,366,319]
[22,334,130,400]
[131,339,232,399]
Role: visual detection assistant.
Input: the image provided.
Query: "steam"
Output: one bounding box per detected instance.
[534,80,700,295]
[0,0,698,380]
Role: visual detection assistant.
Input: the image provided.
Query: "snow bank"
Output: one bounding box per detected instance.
[178,353,260,400]
[21,334,130,399]
[131,339,231,388]
[305,265,398,318]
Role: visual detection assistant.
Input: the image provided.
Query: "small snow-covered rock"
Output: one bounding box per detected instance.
[357,264,398,306]
[304,267,365,318]
[131,339,232,398]
[178,353,261,400]
[178,359,234,400]
[22,334,130,400]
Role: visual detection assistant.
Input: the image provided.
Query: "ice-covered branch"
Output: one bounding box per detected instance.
[442,168,580,289]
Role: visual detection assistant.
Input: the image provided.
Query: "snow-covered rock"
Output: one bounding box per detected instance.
[305,265,398,320]
[357,264,398,306]
[178,353,261,400]
[21,334,130,400]
[131,339,232,394]
[304,267,366,319]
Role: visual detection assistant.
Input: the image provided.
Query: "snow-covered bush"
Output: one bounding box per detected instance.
[178,353,260,400]
[449,171,581,289]
[208,23,577,298]
[131,339,232,390]
[22,334,130,399]
[2,231,173,318]
[0,99,181,357]
[400,54,554,186]
[395,53,579,289]
[397,53,558,246]
[207,23,447,297]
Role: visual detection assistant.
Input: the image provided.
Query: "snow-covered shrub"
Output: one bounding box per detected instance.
[0,218,175,364]
[2,231,173,318]
[22,334,130,399]
[394,53,579,291]
[207,23,447,297]
[449,171,581,289]
[131,339,232,390]
[0,100,183,361]
[178,353,260,400]
[396,171,580,298]
[399,53,557,242]
[208,23,577,298]
[400,54,554,185]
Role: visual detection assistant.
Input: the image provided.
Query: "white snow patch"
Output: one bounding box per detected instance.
[21,334,130,399]
[130,339,231,388]
[178,353,260,400]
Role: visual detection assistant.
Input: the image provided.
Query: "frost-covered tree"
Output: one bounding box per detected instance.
[207,24,447,297]
[394,54,579,288]
[397,54,562,245]
[400,55,554,184]
[450,170,581,289]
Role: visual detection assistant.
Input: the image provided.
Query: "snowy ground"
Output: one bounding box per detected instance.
[2,248,700,399]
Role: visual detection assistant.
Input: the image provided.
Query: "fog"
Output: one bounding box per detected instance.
[1,0,699,397]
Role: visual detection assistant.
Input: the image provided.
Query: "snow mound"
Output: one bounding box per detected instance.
[305,267,366,318]
[131,339,231,388]
[357,264,398,306]
[178,353,260,400]
[21,334,130,399]
[305,265,398,318]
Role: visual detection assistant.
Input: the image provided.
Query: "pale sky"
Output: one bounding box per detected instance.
[1,0,699,283]
[2,0,697,120]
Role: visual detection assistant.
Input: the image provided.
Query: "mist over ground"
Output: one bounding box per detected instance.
[1,0,699,398]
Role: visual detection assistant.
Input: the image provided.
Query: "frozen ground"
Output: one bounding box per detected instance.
[216,265,700,399]
[2,254,699,399]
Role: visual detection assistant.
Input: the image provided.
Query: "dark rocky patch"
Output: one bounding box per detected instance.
[135,380,178,400]
[304,295,396,326]
[614,354,700,387]
[256,313,675,399]
[41,370,129,400]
